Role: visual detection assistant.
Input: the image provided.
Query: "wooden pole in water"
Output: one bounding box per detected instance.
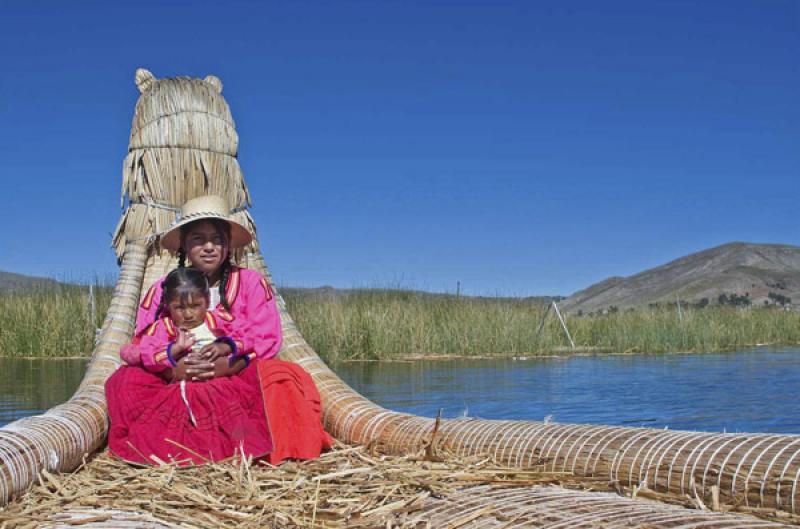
[534,301,553,346]
[89,284,96,333]
[552,301,575,349]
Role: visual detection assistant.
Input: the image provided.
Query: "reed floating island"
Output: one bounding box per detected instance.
[0,69,797,528]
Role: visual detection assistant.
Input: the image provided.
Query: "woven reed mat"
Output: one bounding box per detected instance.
[1,440,797,528]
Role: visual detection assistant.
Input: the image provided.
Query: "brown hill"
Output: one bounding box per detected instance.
[0,271,59,292]
[561,242,800,314]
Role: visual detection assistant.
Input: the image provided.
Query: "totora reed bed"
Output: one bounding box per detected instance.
[3,284,799,360]
[0,69,798,528]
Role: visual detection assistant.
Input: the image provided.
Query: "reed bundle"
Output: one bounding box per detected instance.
[113,69,256,263]
[2,444,795,528]
[0,68,797,528]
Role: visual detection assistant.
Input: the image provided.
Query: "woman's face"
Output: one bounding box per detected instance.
[182,220,229,278]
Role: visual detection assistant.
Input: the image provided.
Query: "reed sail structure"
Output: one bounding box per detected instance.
[1,69,798,528]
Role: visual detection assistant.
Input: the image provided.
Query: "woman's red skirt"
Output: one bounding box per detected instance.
[106,363,271,464]
[106,359,332,466]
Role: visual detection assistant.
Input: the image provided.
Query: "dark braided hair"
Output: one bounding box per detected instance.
[153,293,167,322]
[154,247,185,323]
[218,257,233,311]
[150,268,209,327]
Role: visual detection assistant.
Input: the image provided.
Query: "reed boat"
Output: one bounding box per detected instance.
[1,69,798,528]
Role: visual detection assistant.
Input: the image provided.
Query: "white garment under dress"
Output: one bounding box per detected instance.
[209,286,220,311]
[180,318,217,426]
[188,320,216,352]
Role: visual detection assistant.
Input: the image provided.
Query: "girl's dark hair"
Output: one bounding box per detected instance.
[153,267,210,321]
[177,218,234,311]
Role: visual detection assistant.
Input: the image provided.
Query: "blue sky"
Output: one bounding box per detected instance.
[0,1,797,295]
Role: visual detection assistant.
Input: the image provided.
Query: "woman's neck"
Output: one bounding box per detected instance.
[207,270,222,287]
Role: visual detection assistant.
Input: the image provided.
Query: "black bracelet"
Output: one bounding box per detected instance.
[228,353,251,368]
[214,336,238,355]
[166,342,178,367]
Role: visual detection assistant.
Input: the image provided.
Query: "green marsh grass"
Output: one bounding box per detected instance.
[0,283,112,357]
[2,285,799,360]
[284,289,800,362]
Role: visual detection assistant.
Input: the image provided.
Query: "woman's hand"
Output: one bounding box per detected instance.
[197,341,232,363]
[180,351,217,381]
[213,356,248,378]
[170,344,239,382]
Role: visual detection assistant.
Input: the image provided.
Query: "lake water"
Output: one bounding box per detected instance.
[0,358,89,427]
[1,348,798,433]
[334,347,800,434]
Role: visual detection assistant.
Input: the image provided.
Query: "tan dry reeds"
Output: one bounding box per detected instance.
[2,444,797,529]
[0,68,798,528]
[113,68,254,263]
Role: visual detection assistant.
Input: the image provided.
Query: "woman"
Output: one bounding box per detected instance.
[134,195,282,380]
[106,195,331,465]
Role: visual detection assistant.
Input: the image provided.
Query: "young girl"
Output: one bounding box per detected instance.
[121,267,250,378]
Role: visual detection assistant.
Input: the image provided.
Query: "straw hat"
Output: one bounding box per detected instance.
[160,195,252,251]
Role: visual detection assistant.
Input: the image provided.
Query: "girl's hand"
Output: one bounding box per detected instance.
[197,341,232,362]
[173,329,196,356]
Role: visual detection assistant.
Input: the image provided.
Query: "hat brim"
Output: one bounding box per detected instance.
[160,213,253,251]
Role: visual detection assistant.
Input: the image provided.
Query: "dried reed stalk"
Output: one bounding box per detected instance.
[2,444,796,529]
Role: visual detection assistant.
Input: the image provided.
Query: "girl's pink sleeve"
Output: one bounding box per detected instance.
[231,271,282,360]
[119,337,143,366]
[137,322,174,374]
[135,280,164,335]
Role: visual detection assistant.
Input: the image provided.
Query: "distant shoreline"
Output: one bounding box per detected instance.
[5,343,799,362]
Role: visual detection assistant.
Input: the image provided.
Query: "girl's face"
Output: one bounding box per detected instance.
[167,293,208,330]
[182,220,229,279]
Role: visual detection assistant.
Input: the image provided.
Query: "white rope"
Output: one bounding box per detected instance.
[506,422,549,468]
[453,419,488,458]
[701,434,748,494]
[577,426,625,475]
[566,425,610,474]
[588,428,632,475]
[545,424,586,472]
[656,431,705,492]
[665,432,711,492]
[488,421,521,464]
[513,423,552,468]
[461,420,507,458]
[759,438,800,507]
[679,435,721,494]
[628,429,670,486]
[775,443,800,508]
[717,434,767,494]
[179,381,197,426]
[610,429,655,483]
